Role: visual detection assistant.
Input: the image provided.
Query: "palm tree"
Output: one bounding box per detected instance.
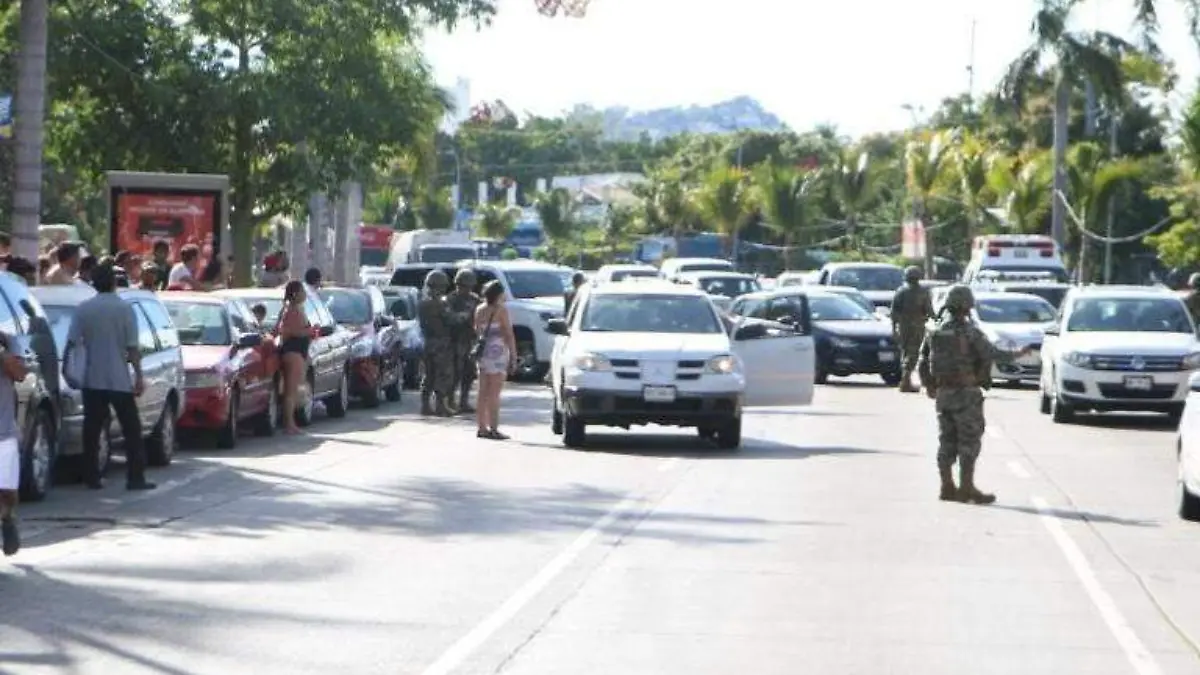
[695,165,752,263]
[531,188,576,243]
[954,133,999,240]
[752,163,818,256]
[637,168,695,239]
[474,202,517,240]
[1062,141,1147,279]
[1001,0,1135,249]
[905,130,955,267]
[824,148,884,259]
[11,0,49,259]
[605,204,635,258]
[988,151,1054,233]
[416,187,457,230]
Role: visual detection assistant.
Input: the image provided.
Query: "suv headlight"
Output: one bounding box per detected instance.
[993,336,1019,352]
[706,354,737,374]
[1183,352,1200,370]
[351,337,374,359]
[1062,351,1093,369]
[571,353,612,372]
[540,311,562,322]
[185,370,224,389]
[829,336,856,349]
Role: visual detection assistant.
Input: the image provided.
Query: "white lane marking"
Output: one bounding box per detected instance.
[1007,460,1032,479]
[420,495,642,675]
[986,425,1006,440]
[1031,496,1164,675]
[657,457,681,473]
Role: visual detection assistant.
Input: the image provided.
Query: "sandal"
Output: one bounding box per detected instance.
[488,429,510,441]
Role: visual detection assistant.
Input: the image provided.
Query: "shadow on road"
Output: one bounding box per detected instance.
[1069,413,1178,433]
[989,503,1159,527]
[0,555,364,674]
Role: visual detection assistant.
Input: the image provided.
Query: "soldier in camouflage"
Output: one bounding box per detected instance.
[1185,274,1200,324]
[446,269,482,414]
[891,266,934,392]
[918,285,1027,504]
[418,270,455,417]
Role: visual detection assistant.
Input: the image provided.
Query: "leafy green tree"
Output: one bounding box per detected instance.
[695,165,752,256]
[531,188,577,243]
[604,204,635,257]
[824,148,884,258]
[416,187,457,230]
[752,163,818,249]
[988,152,1053,233]
[475,202,516,239]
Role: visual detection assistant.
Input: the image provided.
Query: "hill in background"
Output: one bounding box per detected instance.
[565,96,788,141]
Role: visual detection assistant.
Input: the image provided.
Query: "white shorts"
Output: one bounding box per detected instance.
[0,437,17,491]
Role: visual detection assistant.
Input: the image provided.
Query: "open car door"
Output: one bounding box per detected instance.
[732,318,815,407]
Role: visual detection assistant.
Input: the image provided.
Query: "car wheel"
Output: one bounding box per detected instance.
[1050,390,1074,424]
[363,361,383,408]
[562,414,586,448]
[814,361,829,385]
[216,389,239,449]
[254,380,279,437]
[697,426,717,441]
[1039,390,1051,414]
[18,405,55,502]
[1181,476,1200,521]
[326,369,349,418]
[1168,403,1185,427]
[296,372,315,427]
[551,394,563,435]
[384,359,403,402]
[147,399,177,467]
[881,372,902,387]
[513,339,548,382]
[715,418,742,451]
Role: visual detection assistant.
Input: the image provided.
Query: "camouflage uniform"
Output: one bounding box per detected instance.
[918,285,1021,504]
[1185,274,1200,323]
[418,270,455,416]
[446,269,481,413]
[891,266,933,392]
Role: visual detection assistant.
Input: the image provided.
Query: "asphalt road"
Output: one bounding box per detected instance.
[3,379,1200,674]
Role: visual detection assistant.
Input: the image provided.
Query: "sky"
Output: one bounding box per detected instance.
[422,0,1200,137]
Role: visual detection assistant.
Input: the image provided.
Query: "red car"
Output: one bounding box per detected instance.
[160,292,280,448]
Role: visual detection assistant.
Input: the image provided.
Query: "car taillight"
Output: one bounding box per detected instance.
[988,247,1001,257]
[1040,250,1053,257]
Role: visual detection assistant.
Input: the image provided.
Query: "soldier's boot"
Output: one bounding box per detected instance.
[957,457,996,505]
[420,393,434,416]
[444,391,456,410]
[938,461,959,501]
[434,395,454,417]
[457,385,475,414]
[898,367,917,392]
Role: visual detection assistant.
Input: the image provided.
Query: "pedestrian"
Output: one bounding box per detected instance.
[304,267,322,290]
[37,255,51,284]
[417,269,455,416]
[259,251,289,288]
[168,244,201,289]
[918,284,1026,504]
[65,263,156,491]
[474,280,517,440]
[150,240,171,290]
[6,257,36,286]
[1184,273,1200,324]
[891,265,934,392]
[0,330,29,556]
[446,269,481,414]
[276,281,311,435]
[198,257,227,290]
[137,261,160,290]
[250,303,268,325]
[45,242,82,285]
[77,254,99,285]
[564,271,586,315]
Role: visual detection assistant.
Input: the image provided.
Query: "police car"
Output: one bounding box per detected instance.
[546,280,815,450]
[962,235,1068,284]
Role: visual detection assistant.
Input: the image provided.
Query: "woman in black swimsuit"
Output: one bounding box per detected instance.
[278,281,311,434]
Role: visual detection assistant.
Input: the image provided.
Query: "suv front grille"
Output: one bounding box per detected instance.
[1091,355,1182,372]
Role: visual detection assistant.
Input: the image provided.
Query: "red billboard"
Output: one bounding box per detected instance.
[112,191,219,260]
[358,224,393,250]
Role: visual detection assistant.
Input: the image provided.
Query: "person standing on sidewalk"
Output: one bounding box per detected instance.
[66,264,156,491]
[0,332,29,556]
[446,269,481,414]
[418,270,454,416]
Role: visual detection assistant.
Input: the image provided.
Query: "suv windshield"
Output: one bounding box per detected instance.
[582,294,721,333]
[1066,297,1193,333]
[679,263,732,273]
[809,294,874,321]
[506,270,570,299]
[693,276,760,298]
[381,292,415,320]
[829,266,903,291]
[1001,285,1069,309]
[319,289,372,324]
[421,246,474,263]
[977,297,1056,323]
[163,301,231,346]
[390,266,452,288]
[609,269,657,281]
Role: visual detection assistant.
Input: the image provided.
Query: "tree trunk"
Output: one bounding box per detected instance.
[1050,74,1070,251]
[11,0,49,261]
[231,43,254,286]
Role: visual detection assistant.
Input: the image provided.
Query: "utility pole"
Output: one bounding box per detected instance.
[11,0,48,260]
[966,18,976,109]
[1104,113,1120,284]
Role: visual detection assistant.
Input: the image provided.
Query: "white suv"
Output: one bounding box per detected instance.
[1039,286,1200,423]
[547,280,815,449]
[458,260,574,381]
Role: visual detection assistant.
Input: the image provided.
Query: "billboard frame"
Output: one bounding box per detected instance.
[105,171,230,257]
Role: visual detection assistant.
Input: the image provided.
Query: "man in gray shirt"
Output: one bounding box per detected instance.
[66,263,155,491]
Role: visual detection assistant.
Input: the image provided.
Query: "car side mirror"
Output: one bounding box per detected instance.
[546,318,569,336]
[734,323,767,341]
[319,324,335,337]
[1044,325,1060,336]
[236,332,263,349]
[376,315,394,329]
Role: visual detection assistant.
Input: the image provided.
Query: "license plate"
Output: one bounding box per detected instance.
[643,385,677,403]
[878,351,895,363]
[1124,375,1153,391]
[1014,249,1029,258]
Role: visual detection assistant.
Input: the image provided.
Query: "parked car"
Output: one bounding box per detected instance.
[673,271,762,312]
[379,286,423,389]
[214,288,353,425]
[318,285,403,406]
[730,288,901,386]
[389,263,457,289]
[159,292,280,448]
[0,273,60,501]
[33,285,185,483]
